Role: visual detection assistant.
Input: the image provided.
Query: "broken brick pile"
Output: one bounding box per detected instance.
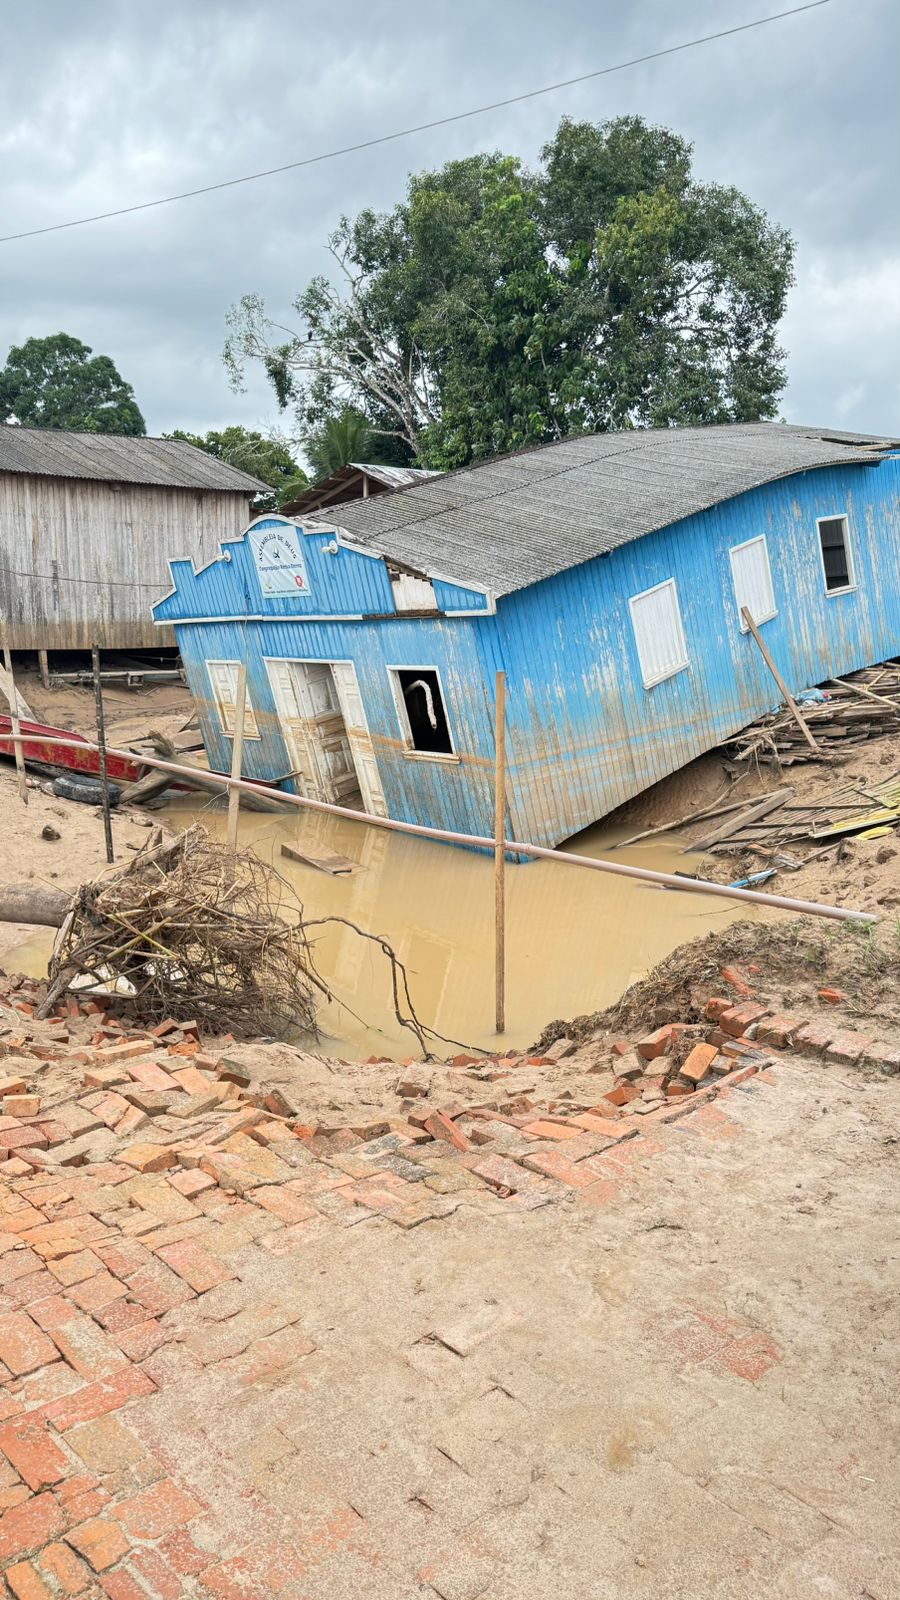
[0,953,889,1592]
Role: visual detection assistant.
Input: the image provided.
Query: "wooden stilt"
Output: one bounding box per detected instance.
[493,670,507,1034]
[2,647,28,807]
[227,663,248,851]
[38,649,50,691]
[92,646,114,863]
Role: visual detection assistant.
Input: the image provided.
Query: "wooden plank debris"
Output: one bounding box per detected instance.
[724,658,900,766]
[740,608,821,753]
[693,787,794,849]
[280,841,359,876]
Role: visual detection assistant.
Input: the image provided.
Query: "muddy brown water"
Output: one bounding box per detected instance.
[6,803,750,1060]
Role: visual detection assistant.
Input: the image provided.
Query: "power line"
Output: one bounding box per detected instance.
[8,567,163,588]
[0,1,834,246]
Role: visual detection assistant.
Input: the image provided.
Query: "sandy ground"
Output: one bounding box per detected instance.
[0,677,193,964]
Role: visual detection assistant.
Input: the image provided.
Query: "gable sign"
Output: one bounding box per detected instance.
[248,523,311,598]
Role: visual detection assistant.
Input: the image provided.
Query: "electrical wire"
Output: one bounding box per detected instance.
[6,567,165,589]
[0,1,834,245]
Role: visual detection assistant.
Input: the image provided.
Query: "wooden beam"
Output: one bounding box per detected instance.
[2,648,28,807]
[693,787,794,848]
[0,662,34,721]
[741,607,822,754]
[92,646,114,864]
[280,841,357,876]
[494,670,507,1034]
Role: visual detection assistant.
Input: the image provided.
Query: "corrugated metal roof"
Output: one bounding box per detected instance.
[0,426,267,492]
[281,461,439,517]
[323,422,899,597]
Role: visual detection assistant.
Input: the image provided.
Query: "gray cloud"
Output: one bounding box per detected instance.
[1,0,896,445]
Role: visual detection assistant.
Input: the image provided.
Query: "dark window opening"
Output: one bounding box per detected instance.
[818,516,852,591]
[396,669,454,754]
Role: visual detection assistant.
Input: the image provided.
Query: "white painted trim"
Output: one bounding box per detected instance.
[728,533,778,632]
[815,512,857,596]
[154,614,365,627]
[386,663,458,756]
[628,578,690,690]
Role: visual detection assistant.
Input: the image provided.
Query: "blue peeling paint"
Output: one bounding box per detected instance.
[154,459,900,850]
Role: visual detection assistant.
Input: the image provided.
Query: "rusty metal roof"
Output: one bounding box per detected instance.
[0,427,267,492]
[281,462,439,517]
[321,423,899,598]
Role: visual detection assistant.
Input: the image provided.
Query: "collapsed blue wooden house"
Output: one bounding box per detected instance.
[153,422,900,850]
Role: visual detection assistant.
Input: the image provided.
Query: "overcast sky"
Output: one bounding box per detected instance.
[0,0,896,455]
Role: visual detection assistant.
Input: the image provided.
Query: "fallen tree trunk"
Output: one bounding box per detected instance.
[0,885,69,927]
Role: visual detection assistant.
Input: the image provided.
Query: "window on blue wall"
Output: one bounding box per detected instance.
[730,535,777,631]
[816,515,855,594]
[628,580,690,689]
[389,667,455,755]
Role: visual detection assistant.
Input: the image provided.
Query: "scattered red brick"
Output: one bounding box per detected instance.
[818,987,848,1005]
[719,1002,769,1038]
[704,998,732,1023]
[424,1111,470,1152]
[680,1044,718,1085]
[720,964,754,996]
[756,1014,801,1048]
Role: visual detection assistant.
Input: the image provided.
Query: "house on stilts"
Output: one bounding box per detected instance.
[152,422,900,851]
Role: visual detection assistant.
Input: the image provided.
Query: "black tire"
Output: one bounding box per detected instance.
[52,774,121,806]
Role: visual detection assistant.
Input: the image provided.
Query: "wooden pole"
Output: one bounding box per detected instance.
[0,729,877,922]
[2,648,28,807]
[226,663,248,851]
[741,607,822,754]
[493,670,507,1034]
[38,649,50,691]
[92,646,114,863]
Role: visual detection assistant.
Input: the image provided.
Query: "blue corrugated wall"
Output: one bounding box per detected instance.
[156,459,900,851]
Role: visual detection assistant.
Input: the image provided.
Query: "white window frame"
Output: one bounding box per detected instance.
[628,579,690,690]
[816,513,856,597]
[387,664,459,761]
[206,659,261,740]
[729,534,778,632]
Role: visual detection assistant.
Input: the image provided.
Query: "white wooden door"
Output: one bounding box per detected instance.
[331,662,388,817]
[298,664,360,803]
[264,660,324,799]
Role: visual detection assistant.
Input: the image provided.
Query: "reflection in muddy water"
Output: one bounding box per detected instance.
[172,802,749,1058]
[6,803,750,1059]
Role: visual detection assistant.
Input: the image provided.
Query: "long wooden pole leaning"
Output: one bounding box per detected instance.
[226,664,248,851]
[740,607,821,754]
[0,731,875,923]
[2,647,28,807]
[92,646,114,863]
[493,670,507,1034]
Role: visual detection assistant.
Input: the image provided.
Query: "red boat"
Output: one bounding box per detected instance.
[0,717,144,783]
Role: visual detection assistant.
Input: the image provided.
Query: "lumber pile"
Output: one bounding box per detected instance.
[699,777,900,856]
[725,661,900,766]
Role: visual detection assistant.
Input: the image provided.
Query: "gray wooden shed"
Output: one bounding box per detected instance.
[0,428,266,651]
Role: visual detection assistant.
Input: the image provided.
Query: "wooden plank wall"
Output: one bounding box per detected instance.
[0,473,253,649]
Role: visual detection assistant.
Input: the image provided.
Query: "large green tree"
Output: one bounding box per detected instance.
[224,116,795,469]
[164,425,308,511]
[0,333,146,435]
[304,406,374,481]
